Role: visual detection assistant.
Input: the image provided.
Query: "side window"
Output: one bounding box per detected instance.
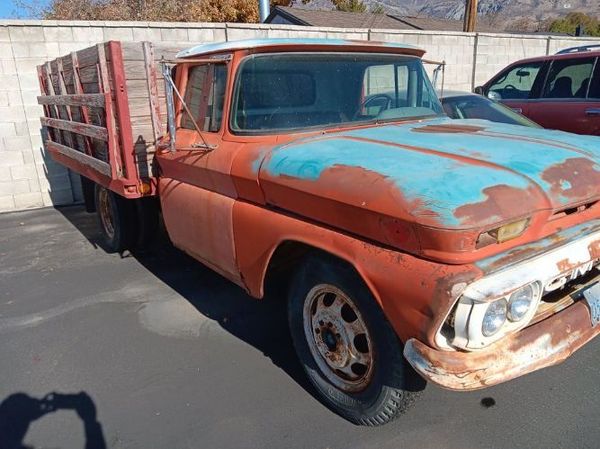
[488,62,543,100]
[181,64,227,132]
[542,57,595,99]
[363,64,408,106]
[590,60,600,99]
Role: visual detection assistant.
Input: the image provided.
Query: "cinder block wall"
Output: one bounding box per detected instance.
[0,19,598,213]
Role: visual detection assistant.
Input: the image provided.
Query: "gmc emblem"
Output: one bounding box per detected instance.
[545,260,599,292]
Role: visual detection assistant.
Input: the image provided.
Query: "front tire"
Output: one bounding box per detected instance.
[288,254,423,426]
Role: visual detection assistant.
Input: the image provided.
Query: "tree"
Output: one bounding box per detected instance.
[331,0,367,13]
[14,0,296,22]
[506,17,538,32]
[371,4,385,14]
[548,12,600,36]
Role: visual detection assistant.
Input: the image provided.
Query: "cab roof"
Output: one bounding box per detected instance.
[177,38,425,59]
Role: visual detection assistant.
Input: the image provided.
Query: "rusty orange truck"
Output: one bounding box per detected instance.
[37,38,600,425]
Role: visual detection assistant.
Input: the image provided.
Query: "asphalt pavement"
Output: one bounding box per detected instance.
[1,205,600,449]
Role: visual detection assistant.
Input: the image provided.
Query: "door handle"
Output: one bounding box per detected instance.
[511,108,523,114]
[586,108,600,116]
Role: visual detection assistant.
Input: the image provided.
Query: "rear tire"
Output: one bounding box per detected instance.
[94,185,136,253]
[288,254,423,426]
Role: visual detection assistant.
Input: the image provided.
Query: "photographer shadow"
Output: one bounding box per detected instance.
[0,392,106,449]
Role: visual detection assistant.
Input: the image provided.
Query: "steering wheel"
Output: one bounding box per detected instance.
[354,94,392,119]
[504,84,517,91]
[266,106,282,127]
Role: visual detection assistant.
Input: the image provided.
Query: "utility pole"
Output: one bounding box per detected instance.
[259,0,270,23]
[463,0,478,32]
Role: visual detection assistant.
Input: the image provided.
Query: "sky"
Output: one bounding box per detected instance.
[0,0,49,19]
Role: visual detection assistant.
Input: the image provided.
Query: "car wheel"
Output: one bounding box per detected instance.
[288,254,423,426]
[94,185,135,253]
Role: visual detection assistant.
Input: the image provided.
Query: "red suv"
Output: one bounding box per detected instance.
[476,45,600,135]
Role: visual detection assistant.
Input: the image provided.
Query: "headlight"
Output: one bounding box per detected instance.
[481,298,508,337]
[508,283,537,322]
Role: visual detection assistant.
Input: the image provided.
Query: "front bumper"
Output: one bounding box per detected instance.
[404,272,600,390]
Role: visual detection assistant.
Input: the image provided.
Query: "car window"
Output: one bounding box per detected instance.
[588,59,600,99]
[541,57,595,99]
[442,95,540,127]
[181,64,227,132]
[488,62,543,100]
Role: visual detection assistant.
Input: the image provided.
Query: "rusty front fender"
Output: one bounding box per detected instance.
[232,200,482,345]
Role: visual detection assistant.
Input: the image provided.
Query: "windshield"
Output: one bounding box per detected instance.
[441,95,541,128]
[231,53,444,133]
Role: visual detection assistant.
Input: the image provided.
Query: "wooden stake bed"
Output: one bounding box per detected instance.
[37,41,182,198]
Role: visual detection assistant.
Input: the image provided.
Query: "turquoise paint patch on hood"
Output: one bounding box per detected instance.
[261,117,600,229]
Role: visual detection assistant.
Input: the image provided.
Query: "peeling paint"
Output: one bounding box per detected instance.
[260,117,600,234]
[542,157,600,203]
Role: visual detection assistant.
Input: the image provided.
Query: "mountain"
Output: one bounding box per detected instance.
[292,0,600,22]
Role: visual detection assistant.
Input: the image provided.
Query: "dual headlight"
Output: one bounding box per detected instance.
[449,281,542,350]
[482,283,538,337]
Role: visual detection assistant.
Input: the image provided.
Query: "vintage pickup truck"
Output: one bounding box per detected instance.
[37,38,600,426]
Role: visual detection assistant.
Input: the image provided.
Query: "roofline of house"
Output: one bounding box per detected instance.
[266,6,311,26]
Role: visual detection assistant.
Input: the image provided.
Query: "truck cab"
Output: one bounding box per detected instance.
[38,39,600,426]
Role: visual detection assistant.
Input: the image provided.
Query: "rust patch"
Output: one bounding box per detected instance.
[589,239,600,260]
[454,184,543,226]
[557,258,577,272]
[412,124,485,134]
[312,164,444,228]
[541,157,600,201]
[262,164,443,251]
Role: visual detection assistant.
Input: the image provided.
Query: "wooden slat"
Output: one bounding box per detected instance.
[126,78,165,98]
[75,46,101,69]
[37,93,105,107]
[97,43,121,178]
[143,42,163,143]
[47,140,111,177]
[71,51,94,156]
[120,42,143,61]
[120,42,182,62]
[44,61,64,148]
[41,117,108,141]
[56,58,78,152]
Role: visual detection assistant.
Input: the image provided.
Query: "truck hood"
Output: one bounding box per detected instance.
[257,117,600,249]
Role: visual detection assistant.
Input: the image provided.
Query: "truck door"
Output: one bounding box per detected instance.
[528,56,599,135]
[157,60,244,285]
[484,61,545,118]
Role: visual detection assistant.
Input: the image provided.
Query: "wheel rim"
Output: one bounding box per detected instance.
[303,284,375,393]
[97,188,115,240]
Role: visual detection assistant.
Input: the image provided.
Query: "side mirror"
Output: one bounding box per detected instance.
[487,91,502,101]
[474,85,484,95]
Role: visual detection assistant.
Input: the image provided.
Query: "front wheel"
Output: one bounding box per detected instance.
[288,254,423,426]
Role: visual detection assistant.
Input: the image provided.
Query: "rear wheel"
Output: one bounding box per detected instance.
[288,254,423,426]
[94,185,135,253]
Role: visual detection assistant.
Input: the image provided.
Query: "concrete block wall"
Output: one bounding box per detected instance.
[0,19,599,213]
